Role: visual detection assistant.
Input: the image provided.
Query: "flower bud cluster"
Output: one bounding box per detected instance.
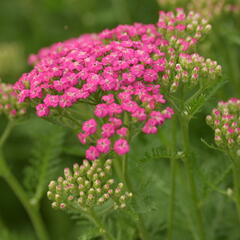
[157,9,212,48]
[0,82,26,118]
[47,159,132,211]
[225,4,240,15]
[157,0,239,20]
[188,0,225,19]
[206,98,240,149]
[189,0,240,19]
[156,9,222,92]
[162,52,221,93]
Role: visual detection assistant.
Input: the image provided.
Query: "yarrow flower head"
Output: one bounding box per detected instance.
[156,9,222,93]
[14,9,222,160]
[157,0,240,20]
[47,159,132,211]
[206,98,240,150]
[0,82,26,119]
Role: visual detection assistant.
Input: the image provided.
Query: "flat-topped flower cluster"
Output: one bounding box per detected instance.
[47,159,132,211]
[0,82,26,119]
[14,9,221,160]
[206,98,240,149]
[157,0,240,20]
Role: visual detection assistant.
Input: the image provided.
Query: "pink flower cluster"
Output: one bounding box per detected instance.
[0,83,26,118]
[206,98,240,148]
[157,10,212,44]
[156,10,221,92]
[78,102,173,160]
[14,9,221,160]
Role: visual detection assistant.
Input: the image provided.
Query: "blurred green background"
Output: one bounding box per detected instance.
[0,0,240,239]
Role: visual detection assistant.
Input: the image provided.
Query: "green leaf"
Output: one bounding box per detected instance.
[23,127,65,205]
[185,79,227,118]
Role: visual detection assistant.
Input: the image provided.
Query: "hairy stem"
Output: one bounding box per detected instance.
[87,209,114,240]
[167,116,177,240]
[180,118,205,240]
[0,121,49,240]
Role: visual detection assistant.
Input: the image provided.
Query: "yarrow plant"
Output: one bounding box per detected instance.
[14,9,222,162]
[153,10,222,240]
[206,98,240,222]
[11,8,225,240]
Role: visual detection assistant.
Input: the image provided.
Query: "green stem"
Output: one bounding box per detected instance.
[233,165,240,221]
[0,152,49,240]
[117,115,149,240]
[135,209,150,240]
[0,121,14,147]
[0,121,49,240]
[180,118,205,240]
[87,209,114,240]
[230,150,240,222]
[167,117,177,240]
[226,149,240,222]
[118,154,149,240]
[122,153,128,185]
[111,155,150,240]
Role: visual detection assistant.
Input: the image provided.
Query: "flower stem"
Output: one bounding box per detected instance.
[0,121,49,240]
[231,156,240,222]
[117,153,149,240]
[233,166,240,220]
[167,116,177,240]
[86,209,114,240]
[117,114,149,240]
[0,157,49,240]
[180,117,205,240]
[0,121,14,147]
[122,153,128,185]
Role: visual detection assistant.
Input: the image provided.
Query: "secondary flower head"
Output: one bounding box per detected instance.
[0,82,26,119]
[156,9,222,93]
[206,98,240,150]
[47,159,132,211]
[157,0,239,20]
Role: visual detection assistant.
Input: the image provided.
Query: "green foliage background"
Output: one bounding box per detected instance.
[0,0,239,239]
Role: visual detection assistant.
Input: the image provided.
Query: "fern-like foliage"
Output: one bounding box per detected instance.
[184,79,227,119]
[23,127,65,205]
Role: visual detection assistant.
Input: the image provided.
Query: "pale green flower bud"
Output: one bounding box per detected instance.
[47,159,132,211]
[47,191,54,200]
[52,202,58,209]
